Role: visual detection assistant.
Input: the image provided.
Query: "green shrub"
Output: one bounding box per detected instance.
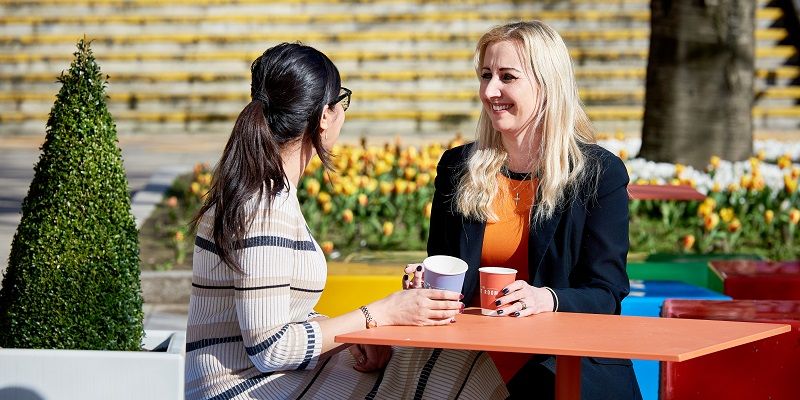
[0,39,143,350]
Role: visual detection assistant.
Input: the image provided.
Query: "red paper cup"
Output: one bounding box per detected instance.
[479,267,517,316]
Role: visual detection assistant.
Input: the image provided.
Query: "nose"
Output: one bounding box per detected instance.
[482,77,501,100]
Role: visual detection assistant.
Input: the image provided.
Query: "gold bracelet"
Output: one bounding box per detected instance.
[359,305,378,329]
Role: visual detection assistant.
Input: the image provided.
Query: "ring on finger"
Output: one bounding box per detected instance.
[519,300,527,311]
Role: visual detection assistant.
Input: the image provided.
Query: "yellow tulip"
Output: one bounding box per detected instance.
[674,164,685,176]
[702,197,717,210]
[727,183,739,192]
[618,149,628,160]
[756,150,766,161]
[614,131,626,141]
[358,193,368,207]
[778,155,792,170]
[190,182,201,195]
[379,181,394,196]
[765,210,775,225]
[727,218,741,233]
[305,179,321,197]
[785,175,798,194]
[317,192,331,204]
[740,175,752,190]
[708,155,721,170]
[790,209,800,225]
[342,209,354,224]
[416,173,431,187]
[697,203,713,218]
[394,179,409,194]
[792,166,800,180]
[321,241,334,255]
[382,221,394,237]
[404,167,417,180]
[174,231,185,242]
[719,208,734,223]
[711,182,721,193]
[704,213,720,231]
[322,202,332,214]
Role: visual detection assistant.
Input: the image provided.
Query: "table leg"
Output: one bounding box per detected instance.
[555,355,581,400]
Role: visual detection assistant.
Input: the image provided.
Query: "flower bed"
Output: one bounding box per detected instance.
[139,137,800,270]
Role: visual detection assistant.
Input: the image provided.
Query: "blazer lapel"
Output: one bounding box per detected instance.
[459,218,485,305]
[529,207,564,281]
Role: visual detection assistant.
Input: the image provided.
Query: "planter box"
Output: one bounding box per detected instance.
[0,330,185,400]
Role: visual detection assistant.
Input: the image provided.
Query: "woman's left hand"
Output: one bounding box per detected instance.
[494,280,554,317]
[349,344,393,372]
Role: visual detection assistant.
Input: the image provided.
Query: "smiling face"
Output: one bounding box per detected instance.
[479,40,541,138]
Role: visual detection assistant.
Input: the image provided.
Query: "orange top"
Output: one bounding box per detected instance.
[479,172,537,382]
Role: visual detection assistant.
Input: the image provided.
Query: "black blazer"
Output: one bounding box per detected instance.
[427,142,642,399]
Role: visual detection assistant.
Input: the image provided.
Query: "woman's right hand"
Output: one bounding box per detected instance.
[370,288,464,326]
[402,263,425,289]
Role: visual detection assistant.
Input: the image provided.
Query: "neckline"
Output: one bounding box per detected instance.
[500,165,534,181]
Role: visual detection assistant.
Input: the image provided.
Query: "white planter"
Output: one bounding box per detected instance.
[0,330,185,400]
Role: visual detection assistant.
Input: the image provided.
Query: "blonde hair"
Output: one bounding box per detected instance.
[455,21,597,225]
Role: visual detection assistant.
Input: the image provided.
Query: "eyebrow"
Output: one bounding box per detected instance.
[481,67,522,73]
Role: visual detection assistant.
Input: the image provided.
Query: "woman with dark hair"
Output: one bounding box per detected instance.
[185,43,507,400]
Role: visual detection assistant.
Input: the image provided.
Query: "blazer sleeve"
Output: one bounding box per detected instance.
[232,201,323,373]
[551,152,631,315]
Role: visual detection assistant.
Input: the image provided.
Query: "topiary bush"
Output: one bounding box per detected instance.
[0,39,143,350]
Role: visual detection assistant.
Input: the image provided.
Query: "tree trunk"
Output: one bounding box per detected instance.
[639,0,754,168]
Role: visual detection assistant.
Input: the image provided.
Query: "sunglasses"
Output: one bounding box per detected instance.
[331,87,352,111]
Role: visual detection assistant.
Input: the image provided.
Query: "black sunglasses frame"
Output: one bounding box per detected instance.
[331,87,352,111]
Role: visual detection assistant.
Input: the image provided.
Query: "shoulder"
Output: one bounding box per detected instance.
[439,142,475,166]
[579,143,629,197]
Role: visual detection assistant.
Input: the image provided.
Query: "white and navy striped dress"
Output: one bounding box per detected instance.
[185,181,508,400]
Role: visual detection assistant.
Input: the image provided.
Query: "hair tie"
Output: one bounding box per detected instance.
[253,92,270,108]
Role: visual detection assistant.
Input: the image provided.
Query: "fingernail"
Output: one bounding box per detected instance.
[403,274,409,280]
[416,265,422,272]
[496,309,503,315]
[450,317,457,323]
[459,303,465,313]
[502,288,509,295]
[494,300,501,306]
[459,294,464,300]
[511,312,520,317]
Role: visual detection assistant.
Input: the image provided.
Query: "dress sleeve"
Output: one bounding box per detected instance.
[550,153,631,315]
[232,201,323,373]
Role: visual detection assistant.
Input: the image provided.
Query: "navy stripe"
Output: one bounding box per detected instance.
[195,235,316,255]
[296,322,316,370]
[245,325,289,356]
[454,351,484,399]
[290,287,324,293]
[296,355,332,400]
[364,366,387,400]
[185,335,243,353]
[207,372,274,400]
[236,284,289,291]
[193,283,321,292]
[192,283,235,290]
[413,349,443,400]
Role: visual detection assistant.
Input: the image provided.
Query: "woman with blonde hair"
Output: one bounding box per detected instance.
[413,21,642,399]
[185,42,508,399]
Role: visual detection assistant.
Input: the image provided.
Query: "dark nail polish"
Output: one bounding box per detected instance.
[502,288,509,295]
[494,299,501,306]
[403,274,409,280]
[450,317,457,323]
[511,312,520,317]
[416,265,422,272]
[459,303,465,313]
[459,293,464,300]
[497,310,504,315]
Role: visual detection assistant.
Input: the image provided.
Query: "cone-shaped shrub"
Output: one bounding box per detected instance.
[0,39,143,350]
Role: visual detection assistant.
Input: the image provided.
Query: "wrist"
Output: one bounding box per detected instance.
[365,299,390,326]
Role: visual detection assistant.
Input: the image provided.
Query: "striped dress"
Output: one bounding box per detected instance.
[185,181,508,400]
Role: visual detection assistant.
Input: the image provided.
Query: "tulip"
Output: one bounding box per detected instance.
[305,179,321,197]
[708,155,721,170]
[358,193,368,207]
[778,155,792,170]
[404,167,417,180]
[727,218,741,233]
[394,179,408,195]
[756,150,766,161]
[379,181,394,196]
[322,202,332,214]
[681,234,695,251]
[321,241,334,255]
[174,231,185,242]
[719,208,734,223]
[416,173,431,187]
[711,182,721,193]
[342,209,354,224]
[704,213,720,231]
[785,175,798,194]
[618,149,628,160]
[790,209,800,225]
[166,196,178,208]
[382,221,394,237]
[674,163,685,176]
[317,192,331,204]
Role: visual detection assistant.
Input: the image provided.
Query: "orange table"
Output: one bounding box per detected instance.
[627,184,705,201]
[335,310,789,400]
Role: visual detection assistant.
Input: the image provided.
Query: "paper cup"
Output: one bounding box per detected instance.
[422,255,468,293]
[478,267,517,316]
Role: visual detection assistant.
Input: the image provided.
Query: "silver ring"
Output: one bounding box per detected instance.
[422,281,431,289]
[519,300,527,311]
